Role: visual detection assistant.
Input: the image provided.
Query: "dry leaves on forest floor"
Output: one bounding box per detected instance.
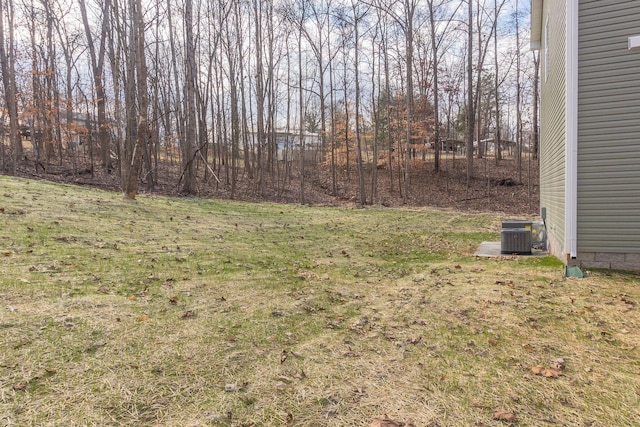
[14,153,540,215]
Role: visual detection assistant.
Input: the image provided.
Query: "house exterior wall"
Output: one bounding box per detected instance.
[539,1,568,262]
[576,0,640,270]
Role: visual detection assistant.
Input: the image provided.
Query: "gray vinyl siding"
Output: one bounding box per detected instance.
[577,0,640,254]
[539,1,567,258]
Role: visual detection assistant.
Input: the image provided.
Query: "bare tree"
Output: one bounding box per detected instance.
[465,0,474,186]
[367,0,418,202]
[122,0,149,199]
[380,11,394,193]
[0,0,21,174]
[493,0,502,161]
[79,0,111,171]
[181,0,199,194]
[23,0,49,167]
[427,0,463,173]
[532,50,539,161]
[297,4,306,203]
[324,12,336,195]
[54,3,83,171]
[253,0,267,191]
[350,0,367,206]
[515,0,522,182]
[370,20,381,204]
[427,0,441,173]
[165,0,185,183]
[400,0,417,203]
[303,0,333,180]
[226,1,242,197]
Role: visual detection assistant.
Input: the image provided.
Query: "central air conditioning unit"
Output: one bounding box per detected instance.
[500,220,546,255]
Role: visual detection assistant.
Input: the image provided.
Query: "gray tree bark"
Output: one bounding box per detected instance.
[0,0,21,174]
[79,0,112,171]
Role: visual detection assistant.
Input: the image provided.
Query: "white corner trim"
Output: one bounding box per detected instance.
[629,35,640,50]
[530,0,543,49]
[565,0,579,259]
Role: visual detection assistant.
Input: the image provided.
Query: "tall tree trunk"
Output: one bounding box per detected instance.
[167,0,185,187]
[328,23,337,195]
[474,0,485,160]
[343,58,350,179]
[133,0,149,196]
[123,0,148,199]
[107,0,124,178]
[26,11,44,165]
[284,35,292,190]
[383,26,394,193]
[466,0,475,186]
[370,24,380,205]
[237,4,253,182]
[43,2,59,164]
[298,21,305,204]
[226,4,241,198]
[182,0,198,194]
[532,50,540,161]
[266,0,276,180]
[122,0,139,199]
[428,0,441,173]
[494,0,502,162]
[254,0,266,191]
[352,2,366,206]
[515,0,522,182]
[403,0,415,204]
[79,0,111,171]
[0,0,21,174]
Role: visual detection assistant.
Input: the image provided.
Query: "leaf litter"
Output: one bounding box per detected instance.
[0,176,639,426]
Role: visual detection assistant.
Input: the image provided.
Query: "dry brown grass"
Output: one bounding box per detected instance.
[1,175,638,426]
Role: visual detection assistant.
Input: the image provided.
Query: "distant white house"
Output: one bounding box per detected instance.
[251,130,322,163]
[14,111,96,149]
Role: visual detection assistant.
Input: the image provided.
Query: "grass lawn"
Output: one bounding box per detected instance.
[1,176,638,426]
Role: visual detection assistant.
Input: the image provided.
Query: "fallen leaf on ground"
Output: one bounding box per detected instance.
[12,383,27,391]
[408,336,422,345]
[181,310,196,319]
[532,365,562,378]
[370,417,401,427]
[493,409,517,423]
[543,368,561,378]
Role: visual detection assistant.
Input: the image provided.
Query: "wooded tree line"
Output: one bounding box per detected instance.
[0,0,538,202]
